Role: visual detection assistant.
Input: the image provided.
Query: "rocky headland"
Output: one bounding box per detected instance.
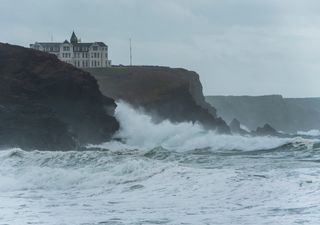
[85,66,230,133]
[3,42,303,151]
[0,43,119,150]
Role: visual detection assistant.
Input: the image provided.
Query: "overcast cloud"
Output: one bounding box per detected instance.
[1,0,320,97]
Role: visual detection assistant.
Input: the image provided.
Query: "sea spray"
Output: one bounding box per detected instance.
[1,102,320,225]
[94,102,299,152]
[297,129,320,137]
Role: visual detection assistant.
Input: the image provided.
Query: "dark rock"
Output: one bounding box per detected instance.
[229,118,249,135]
[84,66,230,133]
[254,123,280,136]
[0,43,119,150]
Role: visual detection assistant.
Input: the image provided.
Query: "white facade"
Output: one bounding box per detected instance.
[30,32,111,68]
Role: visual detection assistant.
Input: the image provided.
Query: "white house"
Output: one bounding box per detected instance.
[30,32,111,68]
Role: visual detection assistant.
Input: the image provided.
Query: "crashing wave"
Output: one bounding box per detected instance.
[297,129,320,137]
[91,102,317,152]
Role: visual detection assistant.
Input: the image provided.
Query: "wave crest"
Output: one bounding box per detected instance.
[93,102,316,152]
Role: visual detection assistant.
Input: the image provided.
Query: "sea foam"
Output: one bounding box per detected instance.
[1,102,320,225]
[93,102,305,152]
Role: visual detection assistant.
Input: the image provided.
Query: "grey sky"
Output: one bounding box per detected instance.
[1,0,320,97]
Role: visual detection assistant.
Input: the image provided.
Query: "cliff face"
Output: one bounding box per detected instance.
[85,66,229,133]
[0,43,119,150]
[206,95,320,132]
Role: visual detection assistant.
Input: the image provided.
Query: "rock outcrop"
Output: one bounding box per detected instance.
[85,66,230,133]
[253,123,280,136]
[0,43,119,150]
[229,118,249,135]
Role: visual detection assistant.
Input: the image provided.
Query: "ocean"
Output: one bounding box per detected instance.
[1,102,320,225]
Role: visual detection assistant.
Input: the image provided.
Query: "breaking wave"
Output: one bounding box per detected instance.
[92,102,316,152]
[297,129,320,137]
[1,102,320,225]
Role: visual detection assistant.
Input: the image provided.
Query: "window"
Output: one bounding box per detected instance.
[63,46,70,51]
[92,46,98,51]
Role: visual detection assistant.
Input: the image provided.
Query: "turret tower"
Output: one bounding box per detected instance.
[70,31,78,44]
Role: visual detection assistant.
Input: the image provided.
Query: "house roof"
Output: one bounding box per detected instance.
[35,42,61,52]
[72,42,108,51]
[96,42,107,47]
[32,39,107,52]
[36,42,61,46]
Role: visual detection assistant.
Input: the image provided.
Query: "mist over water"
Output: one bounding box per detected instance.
[1,102,320,225]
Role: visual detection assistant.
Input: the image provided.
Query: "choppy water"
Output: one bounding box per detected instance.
[1,103,320,225]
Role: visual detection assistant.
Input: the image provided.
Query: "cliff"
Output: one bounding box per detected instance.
[85,66,230,133]
[0,43,119,150]
[206,95,320,132]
